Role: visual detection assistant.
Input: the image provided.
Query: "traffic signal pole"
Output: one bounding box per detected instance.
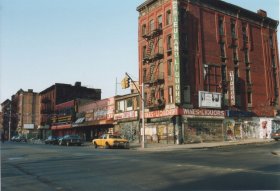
[125,72,145,148]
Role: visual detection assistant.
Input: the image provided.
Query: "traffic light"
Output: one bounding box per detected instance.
[121,76,130,89]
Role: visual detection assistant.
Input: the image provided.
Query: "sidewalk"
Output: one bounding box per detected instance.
[129,138,278,152]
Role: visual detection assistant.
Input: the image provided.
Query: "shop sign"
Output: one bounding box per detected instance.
[198,91,221,108]
[144,108,179,118]
[229,71,235,106]
[23,124,34,129]
[114,111,138,120]
[172,0,181,104]
[181,108,225,117]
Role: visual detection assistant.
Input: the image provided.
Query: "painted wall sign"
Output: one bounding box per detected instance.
[229,71,235,106]
[172,0,181,104]
[114,111,138,120]
[199,91,222,108]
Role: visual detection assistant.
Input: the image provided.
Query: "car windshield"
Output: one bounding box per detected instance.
[68,135,80,139]
[109,135,122,139]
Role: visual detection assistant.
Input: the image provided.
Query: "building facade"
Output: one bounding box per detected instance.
[137,0,279,143]
[114,93,140,142]
[13,89,40,138]
[39,82,101,139]
[1,99,12,140]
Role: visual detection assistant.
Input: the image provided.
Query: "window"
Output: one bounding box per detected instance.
[218,16,224,35]
[126,98,133,111]
[166,10,171,25]
[142,24,147,36]
[150,90,156,104]
[220,43,225,58]
[204,65,221,92]
[167,35,172,50]
[150,20,154,32]
[168,86,173,103]
[167,60,172,77]
[144,92,148,106]
[242,24,248,42]
[245,50,249,64]
[221,65,227,93]
[150,64,155,80]
[143,68,147,81]
[117,100,125,112]
[158,38,163,53]
[231,20,236,38]
[247,92,252,105]
[157,15,162,29]
[159,62,164,78]
[246,68,251,83]
[142,46,147,58]
[233,47,238,62]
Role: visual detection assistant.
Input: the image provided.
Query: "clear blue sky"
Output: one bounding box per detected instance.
[0,0,279,104]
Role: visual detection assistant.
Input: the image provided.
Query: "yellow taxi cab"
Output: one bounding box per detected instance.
[92,134,129,149]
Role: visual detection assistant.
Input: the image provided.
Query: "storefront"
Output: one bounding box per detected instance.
[114,110,139,142]
[181,109,225,143]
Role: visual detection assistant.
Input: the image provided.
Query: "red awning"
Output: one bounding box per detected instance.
[51,124,72,130]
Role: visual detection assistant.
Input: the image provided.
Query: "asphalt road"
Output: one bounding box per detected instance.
[1,141,280,191]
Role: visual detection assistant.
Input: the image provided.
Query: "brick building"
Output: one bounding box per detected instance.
[39,82,101,139]
[1,99,11,140]
[137,0,279,143]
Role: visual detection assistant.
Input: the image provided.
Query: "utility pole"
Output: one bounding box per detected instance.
[124,72,145,148]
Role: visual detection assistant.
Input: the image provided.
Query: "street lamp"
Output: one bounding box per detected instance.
[8,103,11,141]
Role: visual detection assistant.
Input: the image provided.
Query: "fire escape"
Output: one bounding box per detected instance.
[142,23,165,111]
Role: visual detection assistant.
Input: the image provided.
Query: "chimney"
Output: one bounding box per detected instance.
[257,9,267,17]
[75,82,81,87]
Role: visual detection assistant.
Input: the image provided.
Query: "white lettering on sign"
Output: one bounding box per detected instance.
[181,108,225,117]
[229,71,235,106]
[172,0,181,104]
[114,111,138,120]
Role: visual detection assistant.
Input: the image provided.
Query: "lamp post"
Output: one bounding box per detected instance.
[8,103,11,141]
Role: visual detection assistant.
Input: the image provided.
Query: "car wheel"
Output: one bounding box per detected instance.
[105,142,110,149]
[93,142,98,149]
[275,138,279,141]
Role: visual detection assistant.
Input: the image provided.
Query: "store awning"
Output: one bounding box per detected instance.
[51,124,72,130]
[74,117,85,124]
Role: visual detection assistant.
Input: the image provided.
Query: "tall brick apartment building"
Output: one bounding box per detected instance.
[137,0,279,143]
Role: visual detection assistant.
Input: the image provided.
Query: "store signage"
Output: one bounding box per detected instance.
[172,0,181,104]
[23,124,34,129]
[144,108,179,118]
[229,71,235,106]
[198,91,222,108]
[114,111,138,120]
[181,109,225,117]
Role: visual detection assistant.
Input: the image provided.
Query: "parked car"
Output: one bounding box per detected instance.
[271,129,280,141]
[11,135,27,142]
[92,134,129,149]
[58,135,82,146]
[45,136,60,145]
[11,135,18,142]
